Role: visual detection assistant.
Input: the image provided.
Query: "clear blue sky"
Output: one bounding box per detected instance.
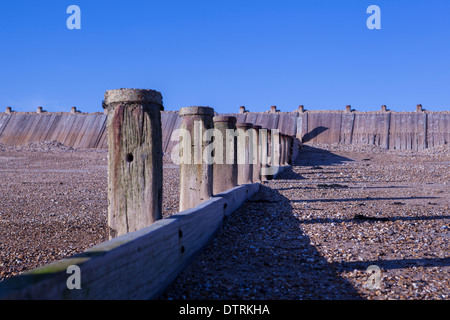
[0,0,449,113]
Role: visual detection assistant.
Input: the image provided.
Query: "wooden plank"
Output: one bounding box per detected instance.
[57,115,77,146]
[165,115,182,155]
[161,113,179,154]
[340,113,354,144]
[278,113,296,136]
[64,115,86,147]
[74,114,98,148]
[11,115,34,146]
[0,115,21,145]
[90,115,107,149]
[21,115,44,144]
[97,121,109,149]
[0,183,260,300]
[31,115,57,144]
[243,113,258,126]
[41,115,62,143]
[44,115,63,142]
[305,112,341,144]
[384,113,391,149]
[0,114,12,138]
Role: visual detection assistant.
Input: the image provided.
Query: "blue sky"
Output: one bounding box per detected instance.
[0,0,449,113]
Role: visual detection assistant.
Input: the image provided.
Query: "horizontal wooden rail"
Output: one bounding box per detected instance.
[0,183,262,300]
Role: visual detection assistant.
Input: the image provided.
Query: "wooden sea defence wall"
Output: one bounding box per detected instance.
[0,109,449,152]
[0,113,108,149]
[297,110,449,150]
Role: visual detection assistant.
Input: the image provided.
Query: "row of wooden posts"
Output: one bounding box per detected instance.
[105,89,295,239]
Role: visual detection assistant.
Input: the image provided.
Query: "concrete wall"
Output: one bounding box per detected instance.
[1,110,448,152]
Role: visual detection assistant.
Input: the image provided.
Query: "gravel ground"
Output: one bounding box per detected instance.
[161,143,449,300]
[1,141,449,300]
[0,141,179,281]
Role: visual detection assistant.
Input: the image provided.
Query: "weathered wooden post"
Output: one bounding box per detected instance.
[252,125,262,183]
[37,107,43,114]
[239,106,246,114]
[270,106,277,114]
[271,129,281,169]
[346,105,352,113]
[298,105,304,113]
[284,134,289,166]
[260,127,269,182]
[213,116,238,194]
[279,134,285,166]
[5,107,12,114]
[288,136,294,165]
[381,105,387,112]
[416,104,423,112]
[265,129,273,180]
[71,107,77,114]
[236,122,254,185]
[179,106,215,211]
[105,88,164,239]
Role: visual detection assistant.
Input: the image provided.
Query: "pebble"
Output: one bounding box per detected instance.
[1,140,449,300]
[161,142,450,300]
[0,142,180,283]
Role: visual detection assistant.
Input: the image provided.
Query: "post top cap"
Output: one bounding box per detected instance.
[236,122,253,128]
[105,88,163,106]
[213,116,237,123]
[179,106,215,117]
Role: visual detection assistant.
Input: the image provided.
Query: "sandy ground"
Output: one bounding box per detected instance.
[0,141,449,300]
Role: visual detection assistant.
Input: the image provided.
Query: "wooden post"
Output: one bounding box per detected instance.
[71,107,77,114]
[260,128,269,182]
[213,116,237,194]
[346,105,352,113]
[236,122,254,185]
[381,105,387,112]
[287,136,294,165]
[252,125,262,183]
[37,107,43,114]
[271,129,281,169]
[104,88,164,239]
[5,107,12,114]
[416,104,423,112]
[270,106,277,114]
[284,134,289,166]
[280,134,286,166]
[239,106,246,114]
[179,106,215,211]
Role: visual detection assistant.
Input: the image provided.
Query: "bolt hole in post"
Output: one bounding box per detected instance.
[126,153,134,163]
